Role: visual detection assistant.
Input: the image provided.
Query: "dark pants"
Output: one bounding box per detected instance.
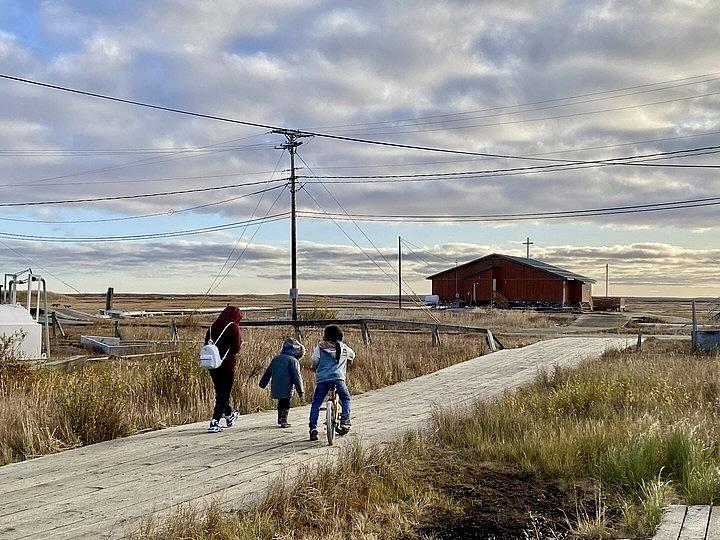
[209,367,235,421]
[277,397,291,410]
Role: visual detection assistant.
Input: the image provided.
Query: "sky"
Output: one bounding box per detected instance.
[0,0,719,299]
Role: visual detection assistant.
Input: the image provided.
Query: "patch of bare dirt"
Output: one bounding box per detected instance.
[409,450,594,540]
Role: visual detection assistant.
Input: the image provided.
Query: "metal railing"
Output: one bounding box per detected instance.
[2,269,51,358]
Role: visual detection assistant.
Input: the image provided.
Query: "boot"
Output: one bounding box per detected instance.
[277,408,282,427]
[279,409,291,428]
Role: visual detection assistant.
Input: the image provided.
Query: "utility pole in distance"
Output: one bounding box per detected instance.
[398,236,402,308]
[273,129,311,322]
[605,264,609,297]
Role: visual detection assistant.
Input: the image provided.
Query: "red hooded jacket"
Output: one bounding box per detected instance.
[204,305,244,371]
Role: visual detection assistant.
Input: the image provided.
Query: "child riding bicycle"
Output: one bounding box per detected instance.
[308,325,355,441]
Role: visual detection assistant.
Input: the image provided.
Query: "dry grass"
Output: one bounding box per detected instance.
[0,326,488,466]
[133,339,720,539]
[345,306,572,330]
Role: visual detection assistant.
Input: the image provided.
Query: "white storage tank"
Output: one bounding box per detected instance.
[0,304,43,360]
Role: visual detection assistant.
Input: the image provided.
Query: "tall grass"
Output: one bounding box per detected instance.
[0,326,487,466]
[135,340,720,539]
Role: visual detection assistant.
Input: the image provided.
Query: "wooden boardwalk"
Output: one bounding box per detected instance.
[654,506,720,539]
[0,337,633,539]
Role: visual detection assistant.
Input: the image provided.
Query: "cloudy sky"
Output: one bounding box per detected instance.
[0,0,719,298]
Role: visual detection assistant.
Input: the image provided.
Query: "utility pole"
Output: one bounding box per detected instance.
[272,129,310,322]
[398,236,402,309]
[523,237,534,259]
[605,263,609,297]
[455,258,459,299]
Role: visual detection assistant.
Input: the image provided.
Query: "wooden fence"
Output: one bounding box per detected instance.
[238,318,504,351]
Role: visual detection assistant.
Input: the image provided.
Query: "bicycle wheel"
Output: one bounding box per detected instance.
[325,399,335,446]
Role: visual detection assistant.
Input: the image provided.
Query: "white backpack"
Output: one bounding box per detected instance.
[199,322,234,369]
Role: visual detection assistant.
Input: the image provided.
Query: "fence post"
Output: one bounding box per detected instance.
[52,311,66,338]
[361,321,372,345]
[636,332,642,351]
[169,319,179,342]
[431,325,441,346]
[485,330,498,352]
[692,299,698,351]
[114,320,122,339]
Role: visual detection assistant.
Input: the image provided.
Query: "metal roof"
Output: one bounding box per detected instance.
[426,253,597,284]
[502,254,596,283]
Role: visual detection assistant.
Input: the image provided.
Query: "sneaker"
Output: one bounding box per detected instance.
[208,419,223,433]
[224,410,239,428]
[309,429,319,441]
[338,421,351,434]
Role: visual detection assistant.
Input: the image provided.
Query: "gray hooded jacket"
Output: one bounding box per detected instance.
[259,338,305,400]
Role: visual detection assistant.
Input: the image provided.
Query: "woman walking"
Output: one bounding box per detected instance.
[204,305,244,432]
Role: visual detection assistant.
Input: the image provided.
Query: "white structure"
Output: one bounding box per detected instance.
[0,304,43,359]
[424,294,440,306]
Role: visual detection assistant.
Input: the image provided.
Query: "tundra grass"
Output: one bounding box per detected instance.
[0,326,488,466]
[134,340,720,539]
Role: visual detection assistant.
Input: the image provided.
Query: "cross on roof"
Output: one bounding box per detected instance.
[523,237,534,258]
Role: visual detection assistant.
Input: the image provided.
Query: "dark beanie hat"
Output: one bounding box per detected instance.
[323,324,343,342]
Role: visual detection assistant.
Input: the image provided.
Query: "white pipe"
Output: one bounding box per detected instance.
[34,277,41,322]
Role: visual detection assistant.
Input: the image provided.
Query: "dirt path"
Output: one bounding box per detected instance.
[0,337,635,540]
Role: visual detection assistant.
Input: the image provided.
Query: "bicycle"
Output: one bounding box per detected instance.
[321,385,347,446]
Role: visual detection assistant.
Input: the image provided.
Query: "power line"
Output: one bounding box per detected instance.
[1,167,287,188]
[0,73,281,131]
[0,214,290,243]
[322,88,720,136]
[298,195,720,222]
[401,238,456,264]
[0,183,289,224]
[0,72,669,165]
[301,186,401,287]
[7,132,270,187]
[298,153,441,322]
[310,71,720,129]
[0,143,272,157]
[399,241,448,269]
[0,179,288,207]
[300,145,720,180]
[208,184,290,295]
[300,129,720,172]
[0,239,83,294]
[203,151,287,297]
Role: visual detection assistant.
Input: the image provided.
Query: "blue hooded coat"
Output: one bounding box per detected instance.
[259,338,305,399]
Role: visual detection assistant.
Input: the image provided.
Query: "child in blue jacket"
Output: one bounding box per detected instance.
[308,325,355,441]
[259,337,305,428]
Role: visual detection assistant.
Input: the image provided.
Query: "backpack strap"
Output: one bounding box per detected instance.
[215,322,234,342]
[213,322,235,361]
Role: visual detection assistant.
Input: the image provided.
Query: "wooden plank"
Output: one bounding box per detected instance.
[705,506,720,540]
[654,505,687,540]
[678,505,710,539]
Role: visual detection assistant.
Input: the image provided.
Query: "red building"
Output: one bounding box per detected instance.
[427,253,595,308]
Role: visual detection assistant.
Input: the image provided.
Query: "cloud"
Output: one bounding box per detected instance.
[1,1,719,294]
[3,238,718,296]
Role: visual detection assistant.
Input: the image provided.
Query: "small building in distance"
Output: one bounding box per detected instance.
[426,253,596,309]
